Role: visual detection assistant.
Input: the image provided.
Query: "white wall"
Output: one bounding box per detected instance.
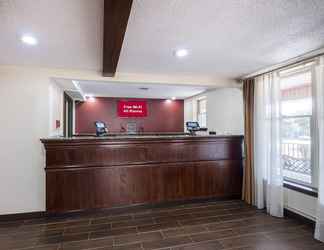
[0,67,50,214]
[184,88,244,134]
[284,188,317,221]
[0,66,93,214]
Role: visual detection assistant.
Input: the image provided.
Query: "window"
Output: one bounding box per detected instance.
[197,98,207,127]
[279,65,317,188]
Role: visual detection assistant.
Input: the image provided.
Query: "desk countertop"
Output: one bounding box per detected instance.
[41,134,244,143]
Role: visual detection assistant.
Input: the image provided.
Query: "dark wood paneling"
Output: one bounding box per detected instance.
[46,161,242,213]
[42,136,243,213]
[103,0,133,76]
[43,137,243,168]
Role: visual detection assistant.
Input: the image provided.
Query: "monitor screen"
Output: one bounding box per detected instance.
[186,122,200,129]
[95,122,106,128]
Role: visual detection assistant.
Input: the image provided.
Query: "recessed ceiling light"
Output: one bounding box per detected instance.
[21,35,38,46]
[175,49,189,58]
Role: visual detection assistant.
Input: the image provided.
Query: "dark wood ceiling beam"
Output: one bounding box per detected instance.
[103,0,133,77]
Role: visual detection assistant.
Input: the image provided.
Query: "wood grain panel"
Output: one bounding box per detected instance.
[46,161,242,212]
[42,136,243,213]
[103,0,133,76]
[44,137,243,168]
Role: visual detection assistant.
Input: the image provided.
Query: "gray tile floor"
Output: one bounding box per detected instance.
[0,200,323,250]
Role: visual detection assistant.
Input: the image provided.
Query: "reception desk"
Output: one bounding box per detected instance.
[41,135,244,213]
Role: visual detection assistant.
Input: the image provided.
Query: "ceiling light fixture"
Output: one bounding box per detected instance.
[171,97,176,100]
[85,95,96,103]
[166,99,172,103]
[175,49,189,58]
[21,34,38,46]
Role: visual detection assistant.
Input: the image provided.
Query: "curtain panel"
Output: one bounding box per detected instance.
[254,73,283,217]
[242,79,255,204]
[248,55,324,239]
[315,56,324,242]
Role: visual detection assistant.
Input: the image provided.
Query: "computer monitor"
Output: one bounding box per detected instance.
[186,122,200,132]
[94,121,108,136]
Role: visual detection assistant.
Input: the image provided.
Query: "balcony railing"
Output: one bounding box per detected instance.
[281,141,311,184]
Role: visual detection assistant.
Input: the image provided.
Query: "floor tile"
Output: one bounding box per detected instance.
[0,200,323,250]
[114,231,163,246]
[142,236,192,249]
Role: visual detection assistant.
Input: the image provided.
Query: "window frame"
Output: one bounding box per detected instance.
[197,97,207,128]
[279,65,317,189]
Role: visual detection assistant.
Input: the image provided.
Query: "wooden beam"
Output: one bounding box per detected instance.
[103,0,133,77]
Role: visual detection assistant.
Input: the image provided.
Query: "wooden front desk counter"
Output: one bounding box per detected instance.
[41,135,244,213]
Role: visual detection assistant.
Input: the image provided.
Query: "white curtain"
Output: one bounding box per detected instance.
[315,56,324,242]
[254,72,284,217]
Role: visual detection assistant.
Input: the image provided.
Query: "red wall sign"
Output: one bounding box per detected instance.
[117,100,148,117]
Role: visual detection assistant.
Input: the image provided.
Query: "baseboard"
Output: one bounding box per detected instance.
[0,195,241,222]
[0,211,46,222]
[284,208,316,229]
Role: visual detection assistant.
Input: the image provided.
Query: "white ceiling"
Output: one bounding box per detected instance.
[1,0,324,79]
[120,0,324,78]
[0,0,104,71]
[55,78,208,100]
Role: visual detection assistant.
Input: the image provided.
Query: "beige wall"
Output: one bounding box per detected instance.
[0,66,49,214]
[0,65,100,214]
[184,88,244,135]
